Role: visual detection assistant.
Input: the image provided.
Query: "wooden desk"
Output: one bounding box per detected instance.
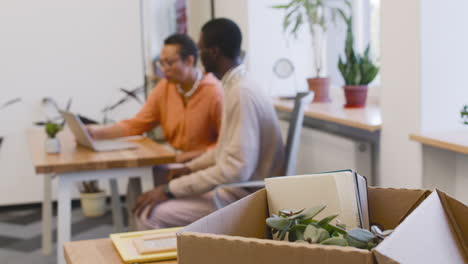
[64,239,177,264]
[26,128,175,264]
[409,130,468,204]
[274,99,382,184]
[410,131,468,155]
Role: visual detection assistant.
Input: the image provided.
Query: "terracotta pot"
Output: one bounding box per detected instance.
[307,78,331,103]
[343,85,368,108]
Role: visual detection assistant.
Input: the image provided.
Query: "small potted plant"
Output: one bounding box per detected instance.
[273,0,347,103]
[44,121,63,154]
[79,181,107,218]
[337,9,379,108]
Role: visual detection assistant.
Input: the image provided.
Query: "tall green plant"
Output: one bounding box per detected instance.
[337,11,379,85]
[273,0,347,77]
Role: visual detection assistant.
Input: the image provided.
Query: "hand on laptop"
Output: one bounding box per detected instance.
[85,125,125,140]
[86,126,99,139]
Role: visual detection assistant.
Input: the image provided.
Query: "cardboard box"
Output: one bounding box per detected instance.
[177,187,467,264]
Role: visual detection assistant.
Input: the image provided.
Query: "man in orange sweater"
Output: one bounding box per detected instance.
[88,34,223,163]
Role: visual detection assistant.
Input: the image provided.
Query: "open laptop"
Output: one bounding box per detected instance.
[60,110,137,152]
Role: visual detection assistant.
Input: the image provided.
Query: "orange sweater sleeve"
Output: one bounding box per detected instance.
[117,81,164,136]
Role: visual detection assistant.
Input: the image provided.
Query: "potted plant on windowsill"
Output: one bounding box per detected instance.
[337,9,379,108]
[79,181,107,218]
[273,0,347,103]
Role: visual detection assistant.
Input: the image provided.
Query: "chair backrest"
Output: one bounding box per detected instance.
[283,92,314,176]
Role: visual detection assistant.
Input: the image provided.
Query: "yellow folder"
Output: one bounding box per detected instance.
[110,227,182,263]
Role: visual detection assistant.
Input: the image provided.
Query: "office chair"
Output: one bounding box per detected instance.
[213,91,314,209]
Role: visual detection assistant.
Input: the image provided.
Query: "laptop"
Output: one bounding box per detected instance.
[60,110,137,152]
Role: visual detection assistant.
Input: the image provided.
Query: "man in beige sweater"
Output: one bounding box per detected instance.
[133,18,285,229]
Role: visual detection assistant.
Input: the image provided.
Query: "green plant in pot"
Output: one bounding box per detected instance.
[44,121,63,154]
[337,9,379,108]
[273,0,347,103]
[79,180,107,218]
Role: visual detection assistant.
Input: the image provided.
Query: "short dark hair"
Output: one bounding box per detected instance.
[201,18,242,60]
[164,34,198,65]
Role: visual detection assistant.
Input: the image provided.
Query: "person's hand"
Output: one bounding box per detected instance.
[86,125,100,139]
[166,164,192,180]
[132,186,168,217]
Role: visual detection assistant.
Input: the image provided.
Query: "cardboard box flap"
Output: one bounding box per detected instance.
[368,187,430,230]
[374,191,467,264]
[178,232,373,264]
[179,189,268,239]
[436,189,468,262]
[372,250,399,264]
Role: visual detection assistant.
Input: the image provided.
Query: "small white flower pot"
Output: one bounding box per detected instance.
[45,137,61,154]
[80,191,107,218]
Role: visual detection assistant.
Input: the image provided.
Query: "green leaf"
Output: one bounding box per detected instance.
[303,225,329,244]
[347,228,375,243]
[345,235,368,249]
[317,228,330,243]
[320,237,349,247]
[317,214,338,227]
[266,217,291,231]
[326,223,347,235]
[288,226,306,242]
[272,4,291,9]
[278,229,288,241]
[290,205,326,220]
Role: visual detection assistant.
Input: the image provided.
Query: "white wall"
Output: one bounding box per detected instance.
[379,0,422,188]
[419,0,468,203]
[421,0,468,132]
[187,0,211,42]
[380,0,468,204]
[0,0,144,205]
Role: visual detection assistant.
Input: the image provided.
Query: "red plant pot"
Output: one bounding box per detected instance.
[307,78,331,103]
[344,85,368,108]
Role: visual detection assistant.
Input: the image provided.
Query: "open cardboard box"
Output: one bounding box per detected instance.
[177,187,468,264]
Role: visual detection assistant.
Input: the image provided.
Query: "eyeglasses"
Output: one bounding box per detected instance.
[156,57,181,69]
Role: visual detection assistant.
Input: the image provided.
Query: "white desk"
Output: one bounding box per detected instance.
[410,130,468,204]
[274,99,382,184]
[26,128,175,264]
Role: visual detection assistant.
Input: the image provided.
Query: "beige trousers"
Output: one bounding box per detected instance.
[136,187,249,230]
